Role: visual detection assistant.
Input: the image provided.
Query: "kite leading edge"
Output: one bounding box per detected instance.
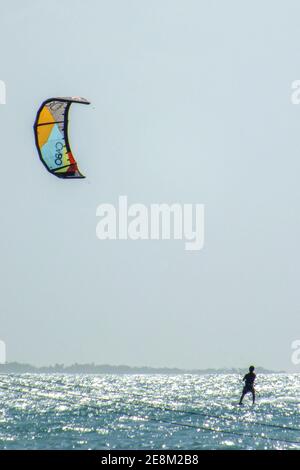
[34,96,90,179]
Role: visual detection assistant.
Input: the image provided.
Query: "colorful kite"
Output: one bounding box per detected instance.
[34,96,90,178]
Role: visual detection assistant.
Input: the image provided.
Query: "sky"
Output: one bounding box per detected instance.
[0,0,300,371]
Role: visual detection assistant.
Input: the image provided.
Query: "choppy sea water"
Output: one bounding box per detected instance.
[0,374,299,450]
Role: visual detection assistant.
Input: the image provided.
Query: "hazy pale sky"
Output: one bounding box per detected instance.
[1,0,300,371]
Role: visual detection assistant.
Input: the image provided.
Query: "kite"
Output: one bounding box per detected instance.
[34,96,90,178]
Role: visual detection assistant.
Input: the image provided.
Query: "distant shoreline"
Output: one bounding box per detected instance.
[0,362,285,374]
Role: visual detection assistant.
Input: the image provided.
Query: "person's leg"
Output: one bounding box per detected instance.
[252,389,255,404]
[239,390,246,404]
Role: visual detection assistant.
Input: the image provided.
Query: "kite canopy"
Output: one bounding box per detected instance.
[34,96,90,178]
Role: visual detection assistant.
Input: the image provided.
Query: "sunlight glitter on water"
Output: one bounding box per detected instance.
[0,373,299,449]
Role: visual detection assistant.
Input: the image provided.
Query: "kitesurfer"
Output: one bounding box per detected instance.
[239,366,256,405]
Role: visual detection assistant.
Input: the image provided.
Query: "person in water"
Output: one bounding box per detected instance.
[239,366,256,405]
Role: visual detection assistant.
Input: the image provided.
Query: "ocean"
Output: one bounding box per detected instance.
[0,373,299,450]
